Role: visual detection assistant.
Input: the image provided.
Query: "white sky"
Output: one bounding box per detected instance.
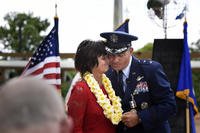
[0,0,200,53]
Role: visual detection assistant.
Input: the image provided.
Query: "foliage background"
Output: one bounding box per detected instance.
[0,12,49,53]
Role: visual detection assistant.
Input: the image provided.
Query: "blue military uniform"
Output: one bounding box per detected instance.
[100,29,176,133]
[106,56,176,133]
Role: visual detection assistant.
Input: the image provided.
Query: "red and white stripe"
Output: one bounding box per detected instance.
[22,56,61,90]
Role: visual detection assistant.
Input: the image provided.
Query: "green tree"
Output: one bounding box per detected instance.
[192,71,200,109]
[0,12,50,53]
[191,39,200,52]
[136,42,153,52]
[190,39,200,109]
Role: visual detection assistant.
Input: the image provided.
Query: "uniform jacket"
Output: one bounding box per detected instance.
[106,56,176,133]
[67,81,116,133]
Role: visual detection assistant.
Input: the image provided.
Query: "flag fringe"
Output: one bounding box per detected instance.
[176,89,199,115]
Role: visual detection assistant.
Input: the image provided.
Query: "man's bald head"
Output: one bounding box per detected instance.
[0,77,69,133]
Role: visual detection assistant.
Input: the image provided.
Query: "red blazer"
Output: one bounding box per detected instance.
[67,81,116,133]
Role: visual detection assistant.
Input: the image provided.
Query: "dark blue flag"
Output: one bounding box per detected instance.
[175,6,186,20]
[115,19,129,33]
[176,21,199,133]
[175,12,185,20]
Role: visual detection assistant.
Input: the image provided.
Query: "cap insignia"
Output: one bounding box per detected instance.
[110,34,118,43]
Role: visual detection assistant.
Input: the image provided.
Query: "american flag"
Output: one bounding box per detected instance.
[21,17,61,90]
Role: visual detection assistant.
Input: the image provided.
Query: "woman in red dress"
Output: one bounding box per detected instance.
[67,40,123,133]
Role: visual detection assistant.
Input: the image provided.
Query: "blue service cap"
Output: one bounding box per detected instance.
[100,31,138,54]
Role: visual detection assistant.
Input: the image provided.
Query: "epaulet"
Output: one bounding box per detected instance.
[138,59,153,65]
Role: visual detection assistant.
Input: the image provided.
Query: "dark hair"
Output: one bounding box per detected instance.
[75,39,107,76]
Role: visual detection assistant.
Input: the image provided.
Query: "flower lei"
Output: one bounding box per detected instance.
[83,72,123,125]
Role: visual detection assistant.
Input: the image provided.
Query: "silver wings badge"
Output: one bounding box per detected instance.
[136,76,144,81]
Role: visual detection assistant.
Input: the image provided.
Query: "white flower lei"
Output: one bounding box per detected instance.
[83,72,123,125]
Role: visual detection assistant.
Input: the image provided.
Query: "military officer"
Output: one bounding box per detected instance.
[100,31,176,133]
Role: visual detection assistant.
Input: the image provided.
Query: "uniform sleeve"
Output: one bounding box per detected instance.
[138,61,177,130]
[67,83,88,133]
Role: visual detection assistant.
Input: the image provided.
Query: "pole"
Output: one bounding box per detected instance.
[55,4,58,18]
[186,95,190,133]
[18,23,22,52]
[113,0,123,30]
[163,5,167,39]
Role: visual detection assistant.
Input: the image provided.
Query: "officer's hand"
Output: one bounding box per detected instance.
[122,111,140,127]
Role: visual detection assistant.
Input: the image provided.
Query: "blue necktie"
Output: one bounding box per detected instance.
[117,71,124,96]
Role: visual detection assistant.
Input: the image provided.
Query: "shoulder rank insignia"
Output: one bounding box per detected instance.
[139,59,153,65]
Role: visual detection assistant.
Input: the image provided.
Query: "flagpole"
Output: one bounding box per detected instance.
[186,94,190,133]
[113,0,123,30]
[55,3,58,18]
[184,12,190,133]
